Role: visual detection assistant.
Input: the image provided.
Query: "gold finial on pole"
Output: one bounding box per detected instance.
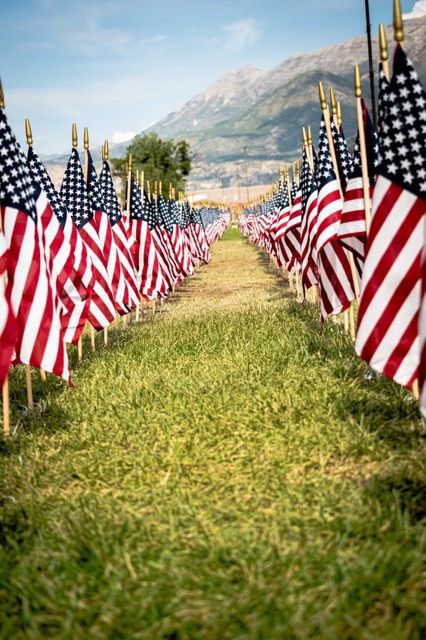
[318,81,327,111]
[393,0,404,43]
[307,126,313,148]
[125,153,133,222]
[379,24,390,79]
[0,79,4,109]
[379,24,389,62]
[103,139,109,161]
[83,127,89,150]
[329,87,337,116]
[25,118,33,146]
[302,127,308,148]
[337,101,343,128]
[354,65,362,98]
[72,123,78,148]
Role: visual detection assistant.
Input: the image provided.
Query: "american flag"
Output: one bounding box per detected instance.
[180,200,199,266]
[284,178,302,273]
[151,194,179,287]
[87,152,138,314]
[27,145,92,344]
[157,193,181,282]
[300,151,319,292]
[331,120,354,191]
[0,231,16,385]
[420,236,426,415]
[339,101,379,273]
[0,108,70,381]
[356,45,426,388]
[99,160,140,309]
[128,179,170,299]
[61,149,116,330]
[169,197,193,277]
[269,184,292,269]
[316,116,355,318]
[189,206,211,263]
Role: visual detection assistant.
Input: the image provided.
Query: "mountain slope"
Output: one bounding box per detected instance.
[153,17,426,146]
[44,17,426,190]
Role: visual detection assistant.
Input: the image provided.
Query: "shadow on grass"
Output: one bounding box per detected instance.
[362,465,426,525]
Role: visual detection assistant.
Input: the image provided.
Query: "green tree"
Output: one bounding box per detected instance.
[111,132,192,197]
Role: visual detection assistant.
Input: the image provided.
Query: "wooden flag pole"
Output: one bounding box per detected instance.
[307,127,314,170]
[84,127,96,353]
[379,24,390,80]
[330,85,348,323]
[337,97,352,333]
[0,85,10,433]
[126,153,132,221]
[318,82,340,179]
[394,0,404,45]
[302,127,312,172]
[319,81,356,337]
[102,140,110,345]
[293,160,302,301]
[147,180,156,315]
[25,365,33,408]
[2,376,10,436]
[337,101,343,129]
[22,118,35,405]
[71,124,84,361]
[354,65,372,233]
[25,118,46,380]
[26,119,47,382]
[307,127,319,305]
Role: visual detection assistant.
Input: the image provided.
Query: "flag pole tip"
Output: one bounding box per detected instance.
[25,118,33,145]
[329,87,337,115]
[103,139,109,161]
[379,24,389,61]
[83,127,89,150]
[394,0,404,43]
[318,81,327,110]
[354,65,362,98]
[0,79,4,109]
[72,123,78,148]
[337,101,343,127]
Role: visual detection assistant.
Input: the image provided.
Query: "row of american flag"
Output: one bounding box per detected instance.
[0,99,230,396]
[240,34,426,417]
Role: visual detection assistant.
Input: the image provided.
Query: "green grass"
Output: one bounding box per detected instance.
[0,231,425,639]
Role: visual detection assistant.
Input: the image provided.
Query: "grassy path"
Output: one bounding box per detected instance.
[0,229,425,639]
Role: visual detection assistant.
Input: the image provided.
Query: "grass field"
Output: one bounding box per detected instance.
[0,229,425,639]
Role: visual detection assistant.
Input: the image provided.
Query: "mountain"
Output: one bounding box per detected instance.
[152,65,267,139]
[150,17,426,189]
[44,17,426,190]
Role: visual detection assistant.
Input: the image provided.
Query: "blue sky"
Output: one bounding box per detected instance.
[0,0,423,154]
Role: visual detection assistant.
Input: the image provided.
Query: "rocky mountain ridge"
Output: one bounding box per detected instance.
[44,16,426,190]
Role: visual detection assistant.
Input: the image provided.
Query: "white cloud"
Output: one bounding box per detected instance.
[111,131,136,143]
[140,35,169,45]
[222,18,261,53]
[403,0,426,19]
